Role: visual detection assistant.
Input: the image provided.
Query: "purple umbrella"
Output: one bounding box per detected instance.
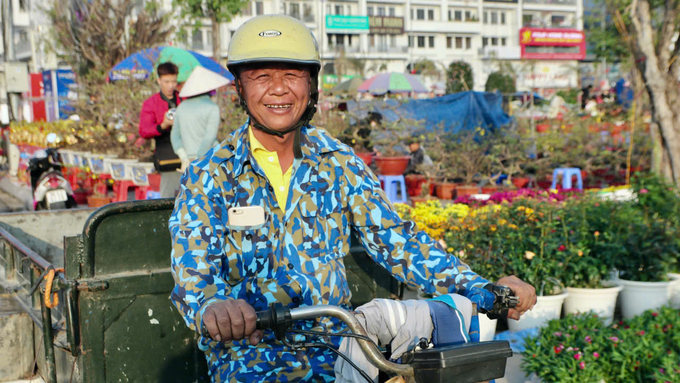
[357,72,428,94]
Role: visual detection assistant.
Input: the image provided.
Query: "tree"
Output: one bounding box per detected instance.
[485,72,515,94]
[173,0,248,61]
[446,61,473,94]
[47,0,173,77]
[608,0,680,185]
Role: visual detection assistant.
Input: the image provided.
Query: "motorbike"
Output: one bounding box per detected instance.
[250,285,518,383]
[27,148,77,210]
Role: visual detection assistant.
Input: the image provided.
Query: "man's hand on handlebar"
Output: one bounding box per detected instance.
[203,299,263,345]
[496,275,537,321]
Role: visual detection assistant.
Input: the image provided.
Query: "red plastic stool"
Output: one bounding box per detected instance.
[113,180,138,202]
[148,173,161,192]
[134,186,152,200]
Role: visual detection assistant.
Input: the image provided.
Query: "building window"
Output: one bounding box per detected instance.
[483,12,488,24]
[327,34,333,46]
[370,34,375,47]
[255,1,263,15]
[378,7,385,16]
[390,35,397,47]
[455,37,462,49]
[242,2,252,16]
[335,5,343,15]
[522,14,533,26]
[482,37,488,47]
[192,30,203,50]
[348,34,353,46]
[336,34,345,46]
[428,9,434,20]
[347,5,351,15]
[447,36,452,48]
[303,3,313,22]
[410,9,414,20]
[465,11,471,21]
[429,35,435,48]
[417,36,425,48]
[501,37,506,46]
[417,9,425,20]
[367,6,373,16]
[378,34,387,51]
[491,37,498,46]
[389,7,395,16]
[409,35,414,47]
[500,12,506,25]
[289,3,300,20]
[491,12,498,24]
[454,10,462,21]
[19,0,27,11]
[551,15,566,26]
[466,37,471,49]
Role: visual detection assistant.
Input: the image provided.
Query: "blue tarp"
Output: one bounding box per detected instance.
[347,91,512,135]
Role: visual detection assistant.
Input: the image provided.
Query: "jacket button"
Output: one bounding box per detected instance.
[292,297,301,304]
[228,144,235,150]
[287,263,295,269]
[245,234,252,240]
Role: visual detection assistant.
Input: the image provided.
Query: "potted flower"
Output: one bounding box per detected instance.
[609,201,678,318]
[371,114,422,176]
[487,131,531,190]
[557,198,623,325]
[445,131,491,197]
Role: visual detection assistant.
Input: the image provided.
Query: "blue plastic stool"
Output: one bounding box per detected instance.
[550,167,583,190]
[379,175,408,204]
[145,190,162,200]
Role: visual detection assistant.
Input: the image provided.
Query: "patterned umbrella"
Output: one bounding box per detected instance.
[332,77,364,95]
[357,72,428,94]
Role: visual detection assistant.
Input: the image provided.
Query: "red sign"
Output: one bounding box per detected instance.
[30,73,46,122]
[519,28,586,60]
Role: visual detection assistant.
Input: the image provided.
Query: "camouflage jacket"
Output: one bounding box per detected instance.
[169,121,493,382]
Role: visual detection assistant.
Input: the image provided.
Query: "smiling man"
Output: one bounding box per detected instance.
[169,14,536,382]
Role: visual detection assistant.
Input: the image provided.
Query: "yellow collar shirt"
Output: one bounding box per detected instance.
[248,127,294,211]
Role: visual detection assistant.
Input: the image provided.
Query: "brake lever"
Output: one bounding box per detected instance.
[480,284,519,320]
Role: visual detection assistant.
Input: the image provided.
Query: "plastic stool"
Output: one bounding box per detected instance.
[113,180,137,202]
[378,175,408,204]
[145,190,161,200]
[551,167,583,190]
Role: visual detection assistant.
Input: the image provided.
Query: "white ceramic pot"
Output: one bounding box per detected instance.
[507,291,568,332]
[563,285,623,326]
[477,314,498,342]
[668,273,680,310]
[618,278,672,318]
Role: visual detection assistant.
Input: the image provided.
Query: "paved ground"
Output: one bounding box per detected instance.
[0,187,26,213]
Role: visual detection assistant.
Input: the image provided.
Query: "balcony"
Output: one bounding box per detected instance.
[410,20,482,34]
[522,21,577,29]
[523,0,576,5]
[478,46,521,60]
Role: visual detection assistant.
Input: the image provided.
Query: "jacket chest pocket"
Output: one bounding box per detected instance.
[224,224,269,285]
[297,189,345,259]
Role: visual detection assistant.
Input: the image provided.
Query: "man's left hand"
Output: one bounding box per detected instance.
[496,275,537,321]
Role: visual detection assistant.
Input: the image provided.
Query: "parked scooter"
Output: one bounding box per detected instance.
[27,148,76,210]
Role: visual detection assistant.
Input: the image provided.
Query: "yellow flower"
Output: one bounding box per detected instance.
[498,219,507,225]
[517,206,526,211]
[578,250,583,257]
[468,226,477,232]
[467,244,474,249]
[525,251,536,260]
[508,224,518,230]
[447,247,454,253]
[549,189,559,194]
[490,225,497,232]
[525,208,534,216]
[594,231,600,237]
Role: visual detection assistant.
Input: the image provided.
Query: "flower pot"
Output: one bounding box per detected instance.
[507,291,568,331]
[374,156,410,176]
[436,182,457,200]
[512,177,530,189]
[478,314,498,342]
[455,185,479,198]
[481,186,497,194]
[668,273,680,309]
[356,152,373,166]
[563,285,623,326]
[617,278,672,318]
[87,195,111,208]
[405,174,427,197]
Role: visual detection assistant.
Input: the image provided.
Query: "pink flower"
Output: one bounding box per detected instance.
[652,312,658,317]
[640,188,649,194]
[558,244,567,251]
[574,352,582,361]
[571,325,578,330]
[579,361,586,370]
[585,336,592,343]
[660,368,666,374]
[637,330,645,336]
[593,352,600,358]
[553,332,563,337]
[609,336,620,343]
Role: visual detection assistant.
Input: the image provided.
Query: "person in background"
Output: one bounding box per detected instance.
[139,62,182,198]
[404,137,432,175]
[171,66,230,173]
[581,84,593,110]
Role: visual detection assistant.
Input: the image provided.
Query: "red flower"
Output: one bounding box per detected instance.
[558,245,567,251]
[652,312,658,317]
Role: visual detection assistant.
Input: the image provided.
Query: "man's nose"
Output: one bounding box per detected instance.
[269,74,288,95]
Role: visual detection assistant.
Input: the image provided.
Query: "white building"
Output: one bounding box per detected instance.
[182,0,583,92]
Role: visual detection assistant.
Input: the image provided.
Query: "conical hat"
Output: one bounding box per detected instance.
[179,66,230,98]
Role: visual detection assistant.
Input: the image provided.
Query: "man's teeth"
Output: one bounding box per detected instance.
[266,104,291,109]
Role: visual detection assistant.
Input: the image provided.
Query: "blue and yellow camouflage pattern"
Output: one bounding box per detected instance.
[169,120,493,382]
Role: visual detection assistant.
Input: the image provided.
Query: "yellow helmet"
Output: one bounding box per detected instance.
[227,15,320,72]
